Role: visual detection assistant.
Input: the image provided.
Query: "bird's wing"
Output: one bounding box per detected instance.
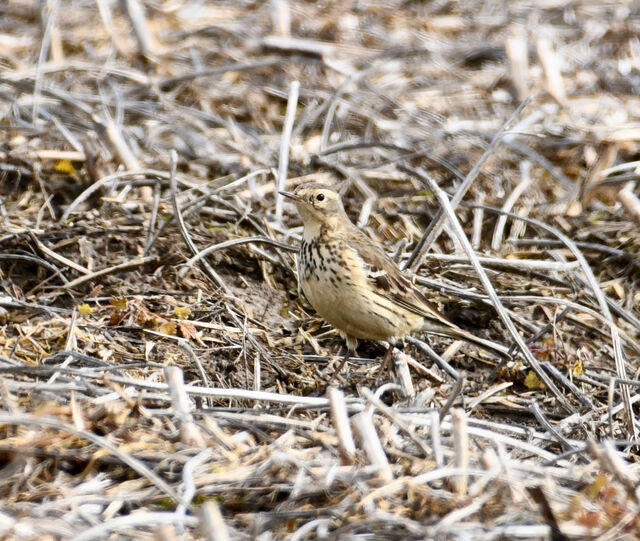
[346,228,454,329]
[344,227,510,357]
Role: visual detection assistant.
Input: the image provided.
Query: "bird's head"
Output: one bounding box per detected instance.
[279,182,347,228]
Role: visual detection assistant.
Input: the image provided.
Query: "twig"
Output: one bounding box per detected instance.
[182,236,296,270]
[29,230,91,274]
[164,366,205,448]
[176,449,214,527]
[451,409,469,495]
[169,150,228,293]
[351,410,393,482]
[120,0,157,59]
[429,410,444,468]
[275,80,300,223]
[491,160,532,250]
[62,255,157,289]
[528,401,577,453]
[71,513,198,541]
[403,96,532,271]
[0,253,68,284]
[468,382,513,411]
[527,486,569,541]
[405,336,460,381]
[328,387,356,464]
[439,375,464,420]
[542,362,594,410]
[430,491,495,535]
[360,387,431,459]
[418,253,579,272]
[199,501,231,541]
[61,169,175,222]
[144,180,162,255]
[159,59,289,90]
[536,38,566,105]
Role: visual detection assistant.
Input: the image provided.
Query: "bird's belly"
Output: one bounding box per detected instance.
[301,267,419,342]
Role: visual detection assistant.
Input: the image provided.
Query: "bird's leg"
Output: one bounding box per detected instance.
[375,344,395,385]
[327,348,352,385]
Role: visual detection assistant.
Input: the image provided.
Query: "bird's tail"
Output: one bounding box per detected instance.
[422,321,511,358]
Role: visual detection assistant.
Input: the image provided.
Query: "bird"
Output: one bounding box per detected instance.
[279,182,509,383]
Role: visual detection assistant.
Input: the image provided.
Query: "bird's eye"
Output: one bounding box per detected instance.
[316,193,325,202]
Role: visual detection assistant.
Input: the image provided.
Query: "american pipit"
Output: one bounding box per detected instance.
[280,182,508,381]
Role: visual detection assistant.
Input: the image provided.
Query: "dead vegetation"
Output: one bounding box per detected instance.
[1,0,640,539]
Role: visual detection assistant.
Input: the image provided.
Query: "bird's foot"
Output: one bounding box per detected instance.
[374,345,394,386]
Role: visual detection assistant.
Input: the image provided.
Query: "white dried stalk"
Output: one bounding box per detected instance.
[393,350,415,398]
[103,114,141,171]
[601,440,639,498]
[351,411,393,482]
[60,169,171,222]
[361,387,431,458]
[536,37,566,105]
[404,356,444,384]
[253,354,261,392]
[290,518,332,541]
[420,252,577,272]
[32,0,59,124]
[31,235,91,274]
[120,0,158,58]
[356,196,376,228]
[505,32,529,100]
[199,498,231,541]
[328,387,356,464]
[441,341,463,362]
[262,35,336,57]
[491,160,532,250]
[70,391,86,432]
[164,366,205,448]
[429,410,444,468]
[275,80,300,223]
[468,382,514,411]
[431,491,494,535]
[471,191,485,250]
[471,448,502,497]
[62,255,158,289]
[154,524,176,541]
[451,408,469,495]
[270,0,291,37]
[618,184,640,223]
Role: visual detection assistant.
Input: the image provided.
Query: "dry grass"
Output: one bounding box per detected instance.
[1,0,640,539]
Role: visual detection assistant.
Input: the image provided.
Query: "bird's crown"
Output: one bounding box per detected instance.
[293,182,339,204]
[281,182,346,223]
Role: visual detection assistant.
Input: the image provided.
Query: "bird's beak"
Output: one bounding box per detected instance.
[279,190,302,202]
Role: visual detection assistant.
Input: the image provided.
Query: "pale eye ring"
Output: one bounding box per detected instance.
[316,193,325,202]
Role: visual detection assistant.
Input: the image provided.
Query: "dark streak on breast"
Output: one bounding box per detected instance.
[373,273,391,291]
